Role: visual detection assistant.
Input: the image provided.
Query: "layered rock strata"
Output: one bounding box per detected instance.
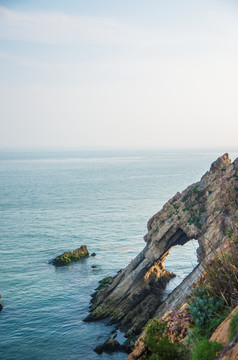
[86,154,238,345]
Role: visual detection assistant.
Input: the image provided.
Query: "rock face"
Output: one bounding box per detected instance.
[86,154,238,342]
[216,340,238,360]
[211,306,238,346]
[211,306,238,360]
[52,245,89,266]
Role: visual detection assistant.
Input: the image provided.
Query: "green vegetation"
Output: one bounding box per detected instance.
[205,236,238,307]
[189,287,226,338]
[182,187,207,229]
[212,207,220,215]
[228,310,238,342]
[192,187,200,194]
[96,276,113,290]
[142,228,238,359]
[53,246,88,266]
[143,319,190,360]
[172,203,180,210]
[188,231,238,353]
[191,339,222,360]
[186,294,226,349]
[187,215,202,229]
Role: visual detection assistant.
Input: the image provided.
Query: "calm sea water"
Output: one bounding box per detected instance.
[0,149,237,360]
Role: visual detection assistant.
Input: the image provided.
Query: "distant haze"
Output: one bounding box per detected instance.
[0,0,238,149]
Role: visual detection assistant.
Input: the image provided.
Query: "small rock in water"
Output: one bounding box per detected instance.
[91,252,96,257]
[91,265,97,269]
[52,245,89,266]
[94,337,120,354]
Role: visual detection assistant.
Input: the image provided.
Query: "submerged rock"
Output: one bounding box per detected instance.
[86,154,238,343]
[94,337,121,354]
[52,245,89,266]
[0,294,2,311]
[94,337,131,355]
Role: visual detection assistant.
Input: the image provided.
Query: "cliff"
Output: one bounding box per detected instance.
[85,153,238,353]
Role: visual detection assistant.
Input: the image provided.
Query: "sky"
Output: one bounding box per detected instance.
[0,0,238,150]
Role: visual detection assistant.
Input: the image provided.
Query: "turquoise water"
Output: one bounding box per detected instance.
[0,149,237,360]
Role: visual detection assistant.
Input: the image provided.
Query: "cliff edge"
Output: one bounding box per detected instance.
[85,153,238,350]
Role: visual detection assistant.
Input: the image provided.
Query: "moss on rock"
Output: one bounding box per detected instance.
[52,245,89,266]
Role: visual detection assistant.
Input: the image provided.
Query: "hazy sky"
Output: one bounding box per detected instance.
[0,0,238,149]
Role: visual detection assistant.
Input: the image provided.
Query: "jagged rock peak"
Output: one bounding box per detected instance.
[85,154,238,342]
[210,153,231,172]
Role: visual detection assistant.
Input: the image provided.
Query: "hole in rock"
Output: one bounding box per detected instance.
[162,239,199,301]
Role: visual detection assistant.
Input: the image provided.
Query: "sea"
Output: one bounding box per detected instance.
[0,148,237,360]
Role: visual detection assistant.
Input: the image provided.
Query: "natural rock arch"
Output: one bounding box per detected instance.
[85,154,238,342]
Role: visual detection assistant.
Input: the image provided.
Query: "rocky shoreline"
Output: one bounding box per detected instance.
[86,153,238,358]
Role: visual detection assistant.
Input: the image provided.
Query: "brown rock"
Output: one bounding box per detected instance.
[211,306,238,346]
[161,303,193,343]
[126,331,147,360]
[217,341,238,360]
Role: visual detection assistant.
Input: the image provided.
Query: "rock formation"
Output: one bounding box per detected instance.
[94,337,130,354]
[211,306,238,360]
[210,306,238,347]
[85,154,238,351]
[52,245,89,266]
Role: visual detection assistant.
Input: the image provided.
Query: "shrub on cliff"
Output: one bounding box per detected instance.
[228,309,238,342]
[143,319,190,360]
[204,230,238,307]
[189,286,225,337]
[191,339,222,360]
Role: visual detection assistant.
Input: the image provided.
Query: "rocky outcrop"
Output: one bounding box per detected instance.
[52,245,89,266]
[216,340,238,360]
[86,154,238,349]
[211,306,238,346]
[211,306,238,360]
[161,303,193,343]
[94,337,121,354]
[127,265,203,359]
[94,337,130,355]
